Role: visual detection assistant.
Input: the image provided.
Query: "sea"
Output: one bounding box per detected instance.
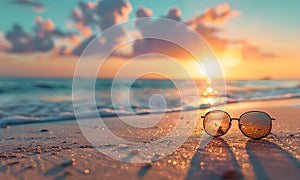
[0,77,300,126]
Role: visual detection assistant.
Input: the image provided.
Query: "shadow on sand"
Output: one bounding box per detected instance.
[186,138,243,179]
[186,138,300,180]
[246,139,300,179]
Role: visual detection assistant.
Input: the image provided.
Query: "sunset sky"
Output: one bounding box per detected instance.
[0,0,299,80]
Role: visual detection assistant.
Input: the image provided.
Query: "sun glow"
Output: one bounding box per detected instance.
[220,47,242,67]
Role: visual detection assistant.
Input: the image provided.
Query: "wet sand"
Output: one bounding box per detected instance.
[0,98,299,179]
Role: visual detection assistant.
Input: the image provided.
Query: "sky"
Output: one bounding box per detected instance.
[0,0,299,80]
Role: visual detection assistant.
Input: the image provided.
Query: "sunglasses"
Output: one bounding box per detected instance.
[201,110,276,139]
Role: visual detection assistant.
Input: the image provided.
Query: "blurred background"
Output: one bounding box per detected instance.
[0,0,300,126]
[0,0,299,79]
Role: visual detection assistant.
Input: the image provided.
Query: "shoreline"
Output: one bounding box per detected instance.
[0,98,299,179]
[1,97,300,127]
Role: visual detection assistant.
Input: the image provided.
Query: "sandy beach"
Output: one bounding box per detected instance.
[0,98,299,180]
[1,0,300,179]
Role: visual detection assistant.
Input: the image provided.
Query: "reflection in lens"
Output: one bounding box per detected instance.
[203,111,231,137]
[239,112,271,139]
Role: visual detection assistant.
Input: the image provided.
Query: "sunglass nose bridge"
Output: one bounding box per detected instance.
[231,117,239,121]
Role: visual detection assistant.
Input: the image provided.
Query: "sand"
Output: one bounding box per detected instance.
[0,98,299,179]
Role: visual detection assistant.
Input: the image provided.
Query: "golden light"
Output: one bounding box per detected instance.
[206,87,214,93]
[220,47,242,67]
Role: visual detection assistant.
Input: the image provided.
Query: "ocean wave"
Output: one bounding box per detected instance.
[1,78,300,126]
[1,93,300,126]
[0,104,211,126]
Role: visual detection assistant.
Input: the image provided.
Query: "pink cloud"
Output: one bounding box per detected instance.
[187,3,239,25]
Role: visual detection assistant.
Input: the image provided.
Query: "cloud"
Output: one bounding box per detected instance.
[72,35,96,56]
[72,0,132,56]
[0,32,11,52]
[131,3,274,61]
[136,7,153,18]
[71,2,244,59]
[34,17,81,52]
[31,17,55,52]
[31,36,54,52]
[74,22,93,38]
[6,1,233,58]
[5,24,32,53]
[70,0,132,40]
[71,2,98,38]
[70,34,81,45]
[34,17,55,36]
[12,0,45,12]
[4,17,75,53]
[134,7,153,36]
[71,8,83,23]
[96,0,132,30]
[71,8,93,37]
[166,7,182,21]
[131,6,230,58]
[5,1,274,61]
[233,40,276,60]
[131,7,201,58]
[184,4,274,60]
[186,3,239,25]
[78,2,98,25]
[191,23,229,54]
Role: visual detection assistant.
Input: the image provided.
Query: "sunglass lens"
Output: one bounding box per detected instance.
[239,112,272,139]
[203,110,231,137]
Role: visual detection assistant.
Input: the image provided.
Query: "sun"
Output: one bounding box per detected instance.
[220,47,242,67]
